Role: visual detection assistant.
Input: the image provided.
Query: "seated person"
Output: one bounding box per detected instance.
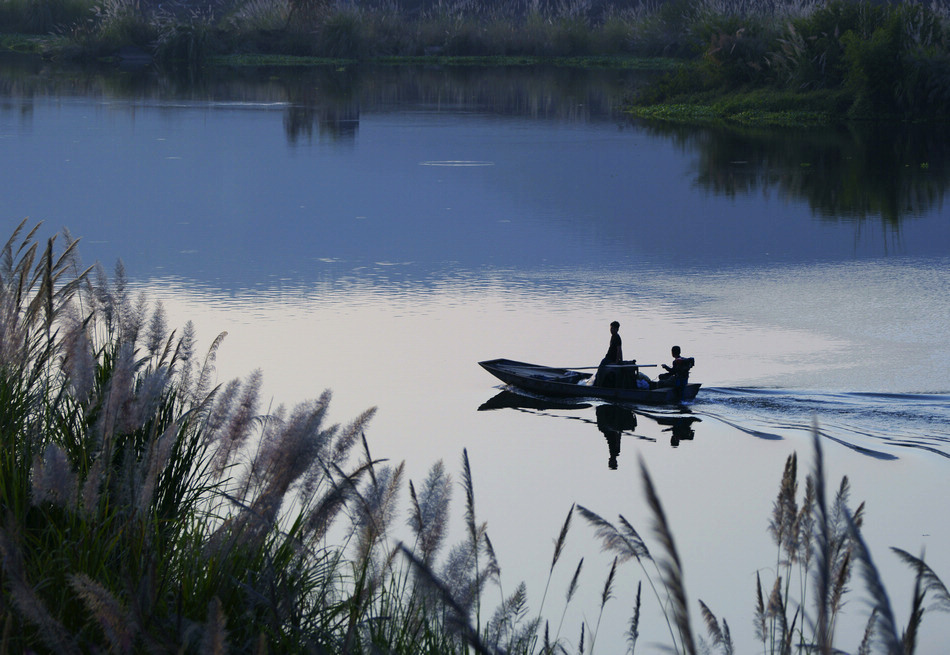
[658,345,693,386]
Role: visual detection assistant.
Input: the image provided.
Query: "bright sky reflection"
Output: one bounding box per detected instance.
[142,261,950,653]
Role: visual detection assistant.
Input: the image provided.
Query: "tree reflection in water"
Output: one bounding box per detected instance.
[638,119,950,225]
[3,56,943,225]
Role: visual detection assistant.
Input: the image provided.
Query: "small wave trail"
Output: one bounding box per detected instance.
[692,387,950,461]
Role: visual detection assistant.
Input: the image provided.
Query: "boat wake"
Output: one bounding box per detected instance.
[477,385,950,463]
[695,388,950,461]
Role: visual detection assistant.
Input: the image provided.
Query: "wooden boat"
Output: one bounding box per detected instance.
[478,358,701,405]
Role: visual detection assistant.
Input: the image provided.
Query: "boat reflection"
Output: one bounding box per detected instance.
[478,390,701,469]
[477,390,592,412]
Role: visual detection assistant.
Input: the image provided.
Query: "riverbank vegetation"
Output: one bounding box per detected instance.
[2,220,949,652]
[2,0,950,120]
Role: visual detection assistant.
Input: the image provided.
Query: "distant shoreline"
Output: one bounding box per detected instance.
[5,0,950,127]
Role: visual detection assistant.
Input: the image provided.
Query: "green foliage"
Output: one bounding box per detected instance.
[765,4,862,91]
[702,23,773,87]
[624,0,950,120]
[760,0,950,117]
[901,49,950,119]
[633,61,717,105]
[287,0,330,32]
[88,0,158,50]
[442,19,492,57]
[841,16,903,116]
[0,0,95,34]
[316,8,364,58]
[552,16,593,57]
[228,0,290,33]
[521,11,554,55]
[600,14,635,55]
[154,13,218,64]
[358,7,413,57]
[631,103,833,128]
[629,0,706,57]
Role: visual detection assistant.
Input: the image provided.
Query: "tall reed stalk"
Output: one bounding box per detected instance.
[0,221,511,653]
[574,423,949,655]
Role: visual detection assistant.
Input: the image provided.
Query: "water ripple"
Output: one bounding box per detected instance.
[419,160,495,166]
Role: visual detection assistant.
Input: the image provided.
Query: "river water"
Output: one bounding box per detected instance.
[3,56,950,652]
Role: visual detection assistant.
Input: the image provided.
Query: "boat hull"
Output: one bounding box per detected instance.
[478,358,700,405]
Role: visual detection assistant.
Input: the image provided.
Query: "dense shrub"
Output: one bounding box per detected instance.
[87,0,159,50]
[288,0,331,31]
[701,19,774,87]
[227,0,290,33]
[0,0,95,34]
[630,0,706,56]
[841,15,903,116]
[630,0,950,119]
[359,7,413,55]
[316,7,364,57]
[768,3,860,91]
[901,48,950,118]
[154,9,220,63]
[599,12,635,53]
[552,15,593,56]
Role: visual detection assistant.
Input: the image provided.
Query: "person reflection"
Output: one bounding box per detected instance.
[663,417,700,447]
[603,427,621,470]
[596,404,636,469]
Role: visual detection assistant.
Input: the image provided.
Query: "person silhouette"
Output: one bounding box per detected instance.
[594,321,622,387]
[659,345,694,401]
[660,345,691,378]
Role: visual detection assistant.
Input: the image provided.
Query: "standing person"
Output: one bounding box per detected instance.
[604,320,623,364]
[594,321,623,386]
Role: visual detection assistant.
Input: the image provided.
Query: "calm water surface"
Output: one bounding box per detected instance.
[3,58,950,651]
